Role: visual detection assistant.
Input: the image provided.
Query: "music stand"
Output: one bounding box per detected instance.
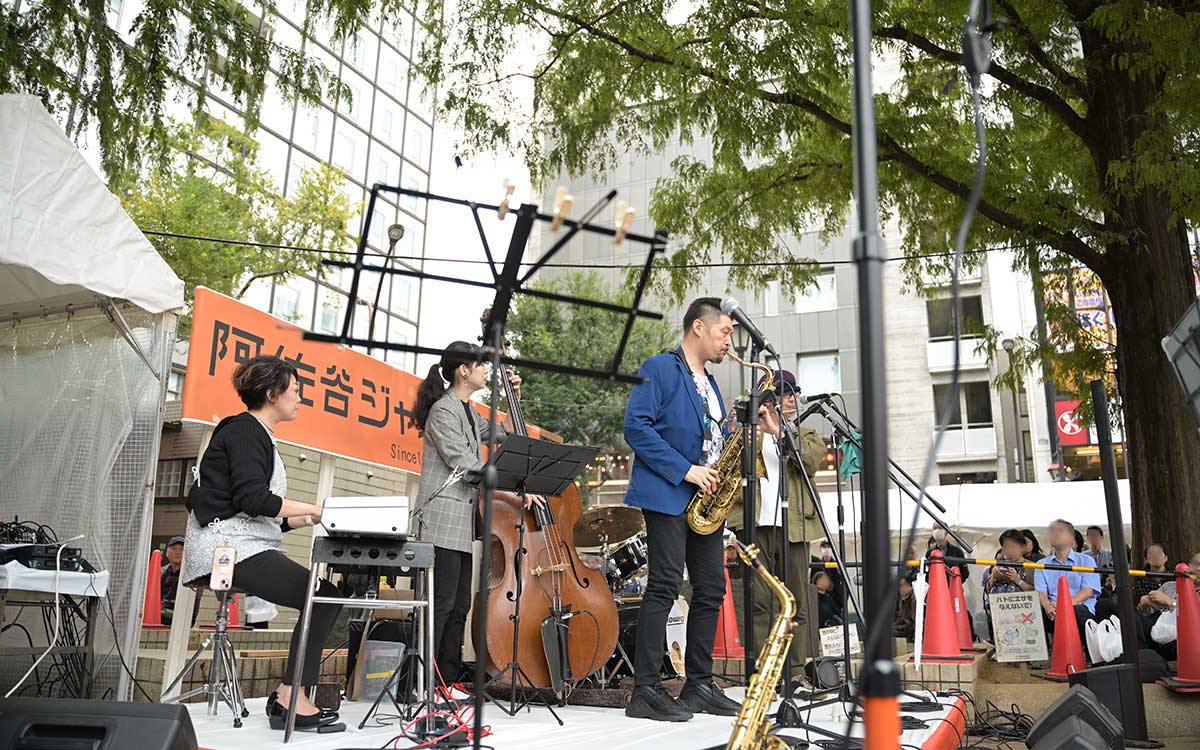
[477,435,599,717]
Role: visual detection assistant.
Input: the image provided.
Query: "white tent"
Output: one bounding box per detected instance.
[0,95,183,315]
[0,94,184,700]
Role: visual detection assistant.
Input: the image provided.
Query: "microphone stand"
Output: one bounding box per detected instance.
[813,397,972,554]
[739,342,762,679]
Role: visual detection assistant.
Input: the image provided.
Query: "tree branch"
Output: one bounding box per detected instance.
[875,24,1091,144]
[517,0,1108,271]
[991,0,1088,100]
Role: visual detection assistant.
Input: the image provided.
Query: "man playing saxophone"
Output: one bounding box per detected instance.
[728,369,827,689]
[621,297,742,722]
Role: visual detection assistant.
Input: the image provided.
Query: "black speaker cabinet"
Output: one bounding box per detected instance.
[1025,684,1123,750]
[1068,662,1149,740]
[0,697,198,750]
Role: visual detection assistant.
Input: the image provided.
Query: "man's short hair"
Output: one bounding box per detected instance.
[682,297,723,334]
[1049,518,1075,534]
[999,529,1026,547]
[1144,542,1167,557]
[1087,525,1104,536]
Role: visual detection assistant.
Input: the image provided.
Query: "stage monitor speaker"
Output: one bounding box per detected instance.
[1068,662,1148,741]
[1024,684,1123,750]
[0,697,198,750]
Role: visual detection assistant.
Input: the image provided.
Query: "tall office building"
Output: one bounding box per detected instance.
[537,132,1062,491]
[107,0,433,374]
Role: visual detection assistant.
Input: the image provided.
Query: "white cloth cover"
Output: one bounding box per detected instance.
[0,95,184,315]
[0,560,110,598]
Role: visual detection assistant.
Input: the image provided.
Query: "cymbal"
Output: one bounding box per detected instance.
[573,505,645,547]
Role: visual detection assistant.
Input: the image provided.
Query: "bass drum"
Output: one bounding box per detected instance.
[602,598,686,686]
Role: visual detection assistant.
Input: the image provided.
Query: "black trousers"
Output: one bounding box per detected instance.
[634,509,726,688]
[432,546,473,683]
[230,550,342,686]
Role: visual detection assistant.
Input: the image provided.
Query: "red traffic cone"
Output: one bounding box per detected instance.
[917,549,970,662]
[949,569,976,651]
[1040,575,1087,681]
[141,550,164,627]
[1159,563,1200,693]
[713,565,745,659]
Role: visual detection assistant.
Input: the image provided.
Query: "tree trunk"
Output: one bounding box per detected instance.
[1105,233,1200,568]
[1081,22,1200,566]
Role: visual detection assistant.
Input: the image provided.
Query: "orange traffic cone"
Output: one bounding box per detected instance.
[141,550,164,627]
[713,565,745,659]
[1159,563,1200,693]
[226,592,242,629]
[917,549,971,662]
[1039,575,1087,681]
[949,569,984,652]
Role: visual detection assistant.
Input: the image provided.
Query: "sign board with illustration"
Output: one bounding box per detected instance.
[989,590,1048,662]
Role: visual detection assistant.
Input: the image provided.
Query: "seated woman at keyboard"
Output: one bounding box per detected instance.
[184,355,343,732]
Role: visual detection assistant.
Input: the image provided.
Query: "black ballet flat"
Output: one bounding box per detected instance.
[266,695,340,731]
[266,690,338,720]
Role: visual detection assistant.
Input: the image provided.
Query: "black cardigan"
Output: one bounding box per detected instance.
[186,412,285,526]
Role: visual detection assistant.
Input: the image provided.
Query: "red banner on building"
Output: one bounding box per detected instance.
[182,288,540,471]
[1055,400,1089,447]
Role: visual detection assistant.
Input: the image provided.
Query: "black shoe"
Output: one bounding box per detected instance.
[625,685,694,722]
[266,695,340,731]
[678,681,741,716]
[266,690,338,720]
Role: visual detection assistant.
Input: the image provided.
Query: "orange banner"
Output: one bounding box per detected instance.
[182,287,541,471]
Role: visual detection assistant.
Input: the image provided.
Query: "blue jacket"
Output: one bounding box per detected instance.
[623,349,726,516]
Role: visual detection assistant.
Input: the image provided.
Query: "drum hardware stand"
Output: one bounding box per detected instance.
[304,182,666,750]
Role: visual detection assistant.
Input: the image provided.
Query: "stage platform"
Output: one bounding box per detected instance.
[188,688,967,750]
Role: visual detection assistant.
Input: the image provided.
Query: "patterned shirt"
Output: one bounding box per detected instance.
[693,370,724,467]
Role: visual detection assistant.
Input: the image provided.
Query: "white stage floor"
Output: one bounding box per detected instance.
[188,688,966,750]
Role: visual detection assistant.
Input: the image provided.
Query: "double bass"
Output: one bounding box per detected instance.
[476,311,618,697]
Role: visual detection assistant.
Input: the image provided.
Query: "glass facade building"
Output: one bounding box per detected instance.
[110,0,433,371]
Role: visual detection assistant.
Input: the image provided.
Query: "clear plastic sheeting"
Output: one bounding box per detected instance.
[0,305,173,699]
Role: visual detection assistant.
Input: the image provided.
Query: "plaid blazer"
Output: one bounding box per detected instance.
[413,391,500,552]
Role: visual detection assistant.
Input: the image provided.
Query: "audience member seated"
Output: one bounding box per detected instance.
[160,536,184,625]
[816,540,845,605]
[925,521,968,582]
[1135,551,1200,661]
[893,577,916,640]
[1132,543,1170,601]
[1020,529,1044,562]
[1086,526,1113,569]
[813,571,842,628]
[984,529,1035,638]
[1035,519,1099,650]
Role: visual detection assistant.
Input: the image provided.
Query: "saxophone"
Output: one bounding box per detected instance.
[727,538,795,750]
[686,351,773,535]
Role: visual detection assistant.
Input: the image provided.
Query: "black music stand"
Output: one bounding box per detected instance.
[479,434,599,718]
[303,183,665,750]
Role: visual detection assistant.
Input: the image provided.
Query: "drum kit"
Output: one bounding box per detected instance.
[572,505,686,685]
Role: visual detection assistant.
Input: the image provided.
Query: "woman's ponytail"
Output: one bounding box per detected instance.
[410,363,446,432]
[409,341,482,432]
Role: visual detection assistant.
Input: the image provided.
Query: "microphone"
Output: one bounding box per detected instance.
[721,297,777,356]
[799,392,837,404]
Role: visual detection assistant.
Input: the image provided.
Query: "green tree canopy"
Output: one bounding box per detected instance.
[506,271,674,456]
[119,114,356,331]
[418,0,1200,558]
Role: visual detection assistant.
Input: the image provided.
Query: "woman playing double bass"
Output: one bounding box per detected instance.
[409,341,542,687]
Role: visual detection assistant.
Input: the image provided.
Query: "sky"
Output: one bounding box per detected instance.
[413,134,535,375]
